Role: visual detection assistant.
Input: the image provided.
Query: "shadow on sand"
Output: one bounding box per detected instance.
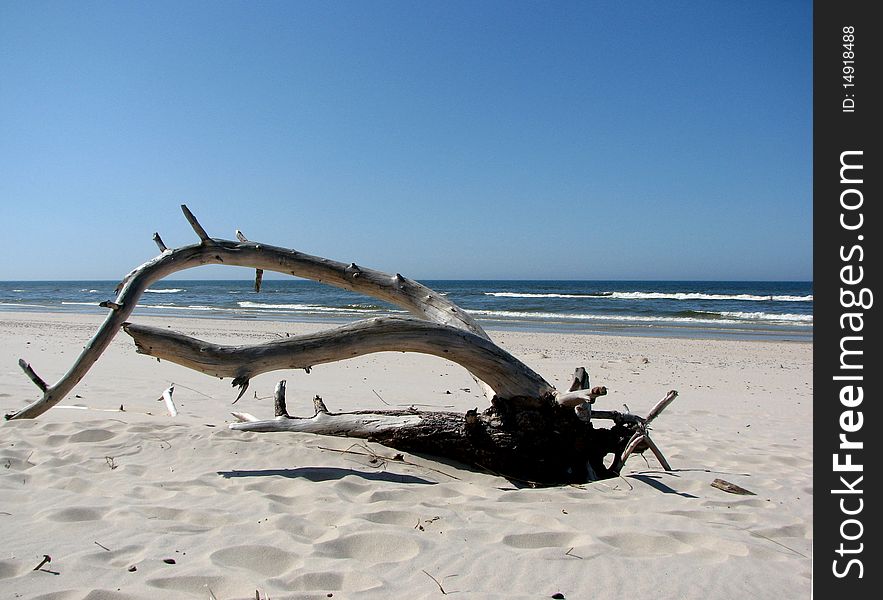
[218,466,436,485]
[628,473,699,498]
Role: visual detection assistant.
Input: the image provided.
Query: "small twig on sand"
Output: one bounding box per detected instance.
[422,570,447,595]
[708,521,808,558]
[711,478,755,495]
[372,389,391,406]
[170,382,215,400]
[749,530,809,558]
[94,541,111,551]
[564,547,583,559]
[32,554,60,574]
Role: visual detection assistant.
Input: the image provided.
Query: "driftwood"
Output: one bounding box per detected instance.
[6,206,677,484]
[122,317,552,404]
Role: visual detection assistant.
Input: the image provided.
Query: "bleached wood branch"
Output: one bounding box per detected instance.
[619,431,645,465]
[274,380,288,417]
[161,385,177,417]
[122,317,554,404]
[230,410,424,436]
[182,205,211,242]
[642,434,672,471]
[6,205,549,420]
[645,390,678,424]
[554,386,607,408]
[231,412,261,423]
[152,232,168,253]
[18,359,48,393]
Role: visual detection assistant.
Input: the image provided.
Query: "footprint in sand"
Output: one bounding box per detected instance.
[359,509,422,526]
[147,575,228,595]
[68,428,117,443]
[285,570,383,592]
[210,544,300,577]
[82,544,145,568]
[598,531,693,557]
[669,531,750,558]
[501,531,576,549]
[44,506,109,522]
[313,532,421,562]
[48,476,95,494]
[276,516,327,542]
[0,559,27,580]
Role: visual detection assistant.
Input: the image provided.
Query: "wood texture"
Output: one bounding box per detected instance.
[122,317,553,404]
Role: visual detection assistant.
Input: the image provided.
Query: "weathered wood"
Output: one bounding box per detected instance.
[711,478,755,495]
[231,411,261,423]
[568,367,589,392]
[273,380,288,417]
[18,359,48,393]
[642,434,672,471]
[182,205,211,242]
[555,385,607,408]
[7,205,534,420]
[230,403,638,484]
[313,395,329,415]
[645,390,678,424]
[122,317,554,404]
[152,232,168,253]
[161,385,177,417]
[5,206,681,485]
[619,431,645,465]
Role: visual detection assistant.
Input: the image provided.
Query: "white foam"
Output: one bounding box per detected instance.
[606,292,813,302]
[484,292,607,299]
[0,302,50,308]
[144,288,185,294]
[237,301,399,314]
[484,291,812,302]
[470,309,812,327]
[715,311,813,323]
[139,304,216,311]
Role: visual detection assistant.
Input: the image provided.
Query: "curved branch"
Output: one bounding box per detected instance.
[7,205,551,419]
[122,317,554,403]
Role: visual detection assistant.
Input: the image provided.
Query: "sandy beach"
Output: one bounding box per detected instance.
[0,311,812,599]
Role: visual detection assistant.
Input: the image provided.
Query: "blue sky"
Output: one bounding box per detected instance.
[0,1,811,281]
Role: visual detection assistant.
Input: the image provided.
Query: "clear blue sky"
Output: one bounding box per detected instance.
[0,1,811,281]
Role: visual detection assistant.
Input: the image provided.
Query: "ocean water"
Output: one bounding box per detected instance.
[0,280,812,340]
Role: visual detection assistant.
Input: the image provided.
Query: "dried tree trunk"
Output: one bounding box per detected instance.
[7,206,676,484]
[234,404,636,484]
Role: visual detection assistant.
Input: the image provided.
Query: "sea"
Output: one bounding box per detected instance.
[0,280,812,340]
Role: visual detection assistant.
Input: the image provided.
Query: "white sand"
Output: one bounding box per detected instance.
[0,311,812,599]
